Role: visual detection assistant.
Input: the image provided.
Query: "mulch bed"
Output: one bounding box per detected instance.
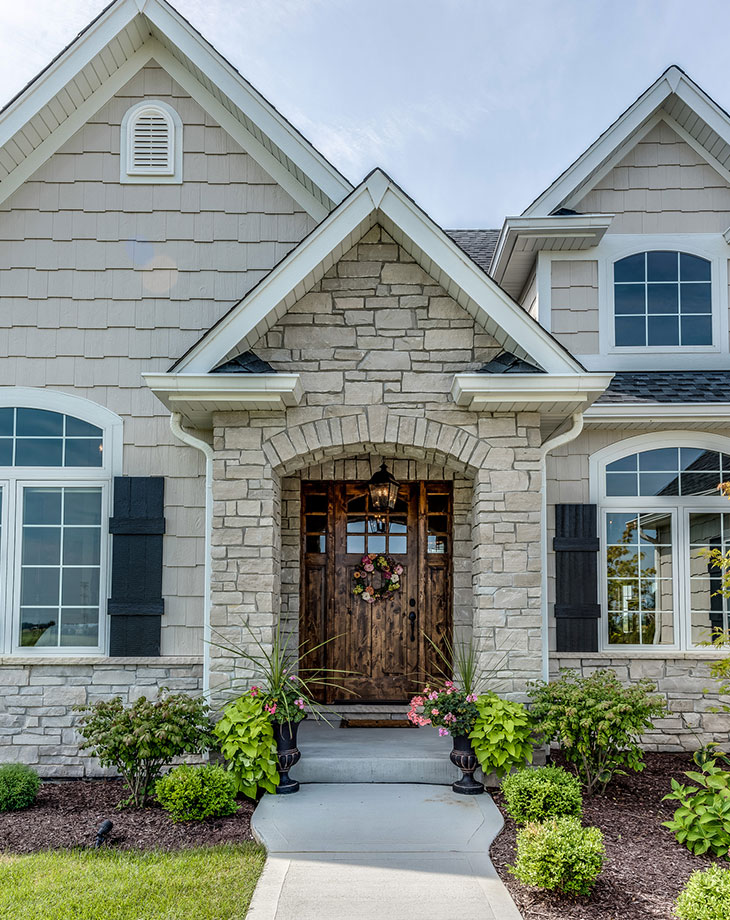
[490,752,715,920]
[0,780,255,854]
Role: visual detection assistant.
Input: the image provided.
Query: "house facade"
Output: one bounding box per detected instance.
[0,0,728,775]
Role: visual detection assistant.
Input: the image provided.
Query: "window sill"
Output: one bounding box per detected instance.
[551,649,722,660]
[0,655,203,666]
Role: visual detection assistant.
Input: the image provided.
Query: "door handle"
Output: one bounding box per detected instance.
[408,611,416,641]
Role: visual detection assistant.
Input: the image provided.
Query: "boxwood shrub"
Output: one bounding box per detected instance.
[0,763,41,811]
[675,864,730,920]
[509,816,604,896]
[501,765,582,824]
[155,764,238,823]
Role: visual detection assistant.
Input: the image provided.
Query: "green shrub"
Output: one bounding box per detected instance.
[663,752,730,858]
[528,669,666,794]
[501,766,582,824]
[675,864,730,920]
[0,764,41,811]
[213,693,279,799]
[469,694,534,778]
[509,816,604,896]
[155,764,238,822]
[76,690,215,807]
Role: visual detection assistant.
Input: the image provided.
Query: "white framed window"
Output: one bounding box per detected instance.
[614,251,712,348]
[591,433,730,651]
[0,389,122,656]
[120,100,183,184]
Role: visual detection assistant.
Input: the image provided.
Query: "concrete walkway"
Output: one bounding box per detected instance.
[248,784,522,920]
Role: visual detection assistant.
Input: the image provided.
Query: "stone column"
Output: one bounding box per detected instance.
[471,417,543,698]
[210,411,282,701]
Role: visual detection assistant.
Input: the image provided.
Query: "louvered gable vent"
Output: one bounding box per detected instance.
[121,100,182,183]
[130,107,173,174]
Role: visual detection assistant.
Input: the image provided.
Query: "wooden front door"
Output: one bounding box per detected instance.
[300,480,452,703]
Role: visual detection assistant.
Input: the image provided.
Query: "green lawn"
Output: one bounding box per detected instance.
[0,844,266,920]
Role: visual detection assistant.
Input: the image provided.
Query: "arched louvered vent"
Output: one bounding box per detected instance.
[131,108,173,173]
[121,100,182,183]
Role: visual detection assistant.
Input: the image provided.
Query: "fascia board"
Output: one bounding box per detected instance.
[451,372,614,409]
[152,47,329,221]
[585,402,730,422]
[143,0,352,207]
[378,183,584,375]
[0,45,156,208]
[174,185,376,373]
[143,372,303,406]
[522,73,673,217]
[0,0,139,146]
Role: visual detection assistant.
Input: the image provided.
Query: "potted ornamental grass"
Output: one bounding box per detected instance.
[213,622,349,795]
[408,638,534,795]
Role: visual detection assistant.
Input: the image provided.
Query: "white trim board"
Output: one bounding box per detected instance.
[170,170,587,377]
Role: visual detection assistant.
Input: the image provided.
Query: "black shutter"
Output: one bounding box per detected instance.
[108,476,165,656]
[553,503,601,652]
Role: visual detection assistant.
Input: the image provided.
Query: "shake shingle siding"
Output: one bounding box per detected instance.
[0,63,315,654]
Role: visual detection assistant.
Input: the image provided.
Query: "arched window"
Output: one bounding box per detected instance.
[592,435,730,651]
[613,250,712,347]
[120,100,182,183]
[0,391,122,656]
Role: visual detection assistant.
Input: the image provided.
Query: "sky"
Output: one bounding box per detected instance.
[1,0,730,228]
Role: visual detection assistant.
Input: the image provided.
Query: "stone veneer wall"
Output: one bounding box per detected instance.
[551,653,730,752]
[209,225,544,702]
[0,658,203,776]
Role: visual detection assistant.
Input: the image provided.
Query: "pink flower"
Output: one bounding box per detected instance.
[395,565,403,575]
[264,702,277,715]
[428,691,438,701]
[466,693,477,703]
[250,686,259,696]
[289,675,297,681]
[294,698,306,710]
[438,728,449,737]
[445,680,454,688]
[431,708,439,716]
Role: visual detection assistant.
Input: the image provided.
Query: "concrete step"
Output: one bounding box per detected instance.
[290,721,465,785]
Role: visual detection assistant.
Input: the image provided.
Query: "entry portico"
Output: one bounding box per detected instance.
[147,170,610,705]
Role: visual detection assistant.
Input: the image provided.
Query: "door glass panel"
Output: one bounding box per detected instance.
[20,487,102,648]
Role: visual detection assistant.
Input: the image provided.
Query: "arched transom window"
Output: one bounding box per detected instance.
[595,437,730,650]
[614,251,712,347]
[0,395,121,657]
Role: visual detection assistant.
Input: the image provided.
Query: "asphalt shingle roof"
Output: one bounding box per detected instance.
[212,351,276,374]
[596,371,730,404]
[445,229,500,273]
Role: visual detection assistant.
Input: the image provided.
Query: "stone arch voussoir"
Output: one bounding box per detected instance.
[265,410,488,478]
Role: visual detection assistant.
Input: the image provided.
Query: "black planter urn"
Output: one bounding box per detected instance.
[272,720,301,794]
[449,734,484,795]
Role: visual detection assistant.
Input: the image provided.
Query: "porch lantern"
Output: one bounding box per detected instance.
[368,461,400,513]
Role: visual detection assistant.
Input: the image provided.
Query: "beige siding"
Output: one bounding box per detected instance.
[575,119,730,233]
[0,63,315,654]
[550,259,599,355]
[519,269,538,319]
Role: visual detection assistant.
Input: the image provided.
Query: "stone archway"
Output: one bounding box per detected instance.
[208,407,543,702]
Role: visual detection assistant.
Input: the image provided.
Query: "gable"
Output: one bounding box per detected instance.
[573,119,730,232]
[0,0,351,217]
[229,225,501,406]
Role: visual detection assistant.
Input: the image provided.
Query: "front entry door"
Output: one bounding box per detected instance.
[300,480,453,703]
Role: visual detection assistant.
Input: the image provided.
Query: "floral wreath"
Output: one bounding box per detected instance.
[353,553,403,603]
